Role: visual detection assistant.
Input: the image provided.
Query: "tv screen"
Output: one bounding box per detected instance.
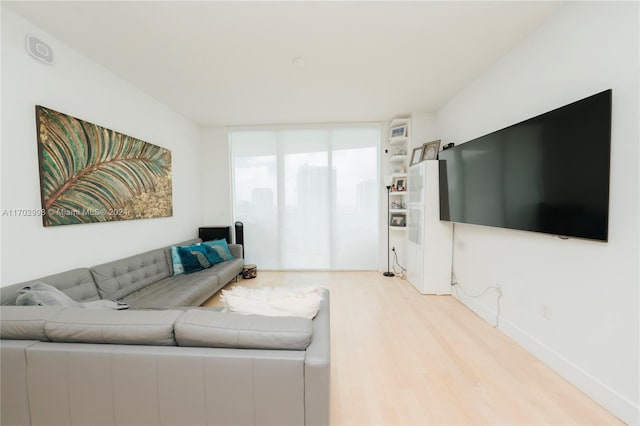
[439,89,612,241]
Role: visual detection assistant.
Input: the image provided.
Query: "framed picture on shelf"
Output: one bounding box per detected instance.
[390,213,406,227]
[390,124,408,139]
[421,139,441,161]
[391,199,406,209]
[392,176,406,192]
[410,146,423,166]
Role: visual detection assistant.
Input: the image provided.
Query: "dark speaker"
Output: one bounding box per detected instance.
[235,221,244,258]
[198,227,231,243]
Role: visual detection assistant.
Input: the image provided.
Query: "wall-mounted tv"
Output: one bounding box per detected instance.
[439,89,612,241]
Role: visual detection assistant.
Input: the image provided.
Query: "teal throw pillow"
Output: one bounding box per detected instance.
[177,245,212,274]
[202,239,234,261]
[171,242,227,275]
[204,245,224,265]
[170,245,185,276]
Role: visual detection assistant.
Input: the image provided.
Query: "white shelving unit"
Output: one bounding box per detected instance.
[387,117,410,231]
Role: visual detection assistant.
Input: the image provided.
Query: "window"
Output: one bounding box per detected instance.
[231,125,379,270]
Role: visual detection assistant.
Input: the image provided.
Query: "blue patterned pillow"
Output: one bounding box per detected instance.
[171,243,225,275]
[170,245,186,276]
[204,245,224,264]
[177,245,212,274]
[202,239,234,261]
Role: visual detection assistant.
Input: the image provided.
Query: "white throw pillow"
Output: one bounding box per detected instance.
[220,286,324,319]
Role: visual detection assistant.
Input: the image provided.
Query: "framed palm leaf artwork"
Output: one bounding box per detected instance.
[36,106,173,226]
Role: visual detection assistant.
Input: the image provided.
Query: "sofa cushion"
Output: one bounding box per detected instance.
[16,281,82,307]
[44,308,182,346]
[14,282,124,310]
[175,310,312,350]
[90,248,171,301]
[120,269,220,309]
[0,306,65,340]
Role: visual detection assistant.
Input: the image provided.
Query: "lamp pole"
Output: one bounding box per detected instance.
[383,184,395,277]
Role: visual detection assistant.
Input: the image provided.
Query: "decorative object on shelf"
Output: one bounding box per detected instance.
[392,176,406,192]
[390,123,408,139]
[443,142,455,150]
[390,213,406,227]
[421,139,441,161]
[391,199,406,209]
[383,176,395,277]
[390,154,407,163]
[35,106,173,227]
[410,146,424,166]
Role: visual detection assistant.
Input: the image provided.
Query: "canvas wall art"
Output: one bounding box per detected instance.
[36,106,173,226]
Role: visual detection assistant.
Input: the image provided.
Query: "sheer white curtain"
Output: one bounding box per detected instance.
[231,125,379,270]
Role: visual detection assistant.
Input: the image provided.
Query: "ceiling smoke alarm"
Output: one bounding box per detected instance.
[26,34,54,65]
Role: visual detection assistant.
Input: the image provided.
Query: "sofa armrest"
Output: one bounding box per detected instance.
[305,289,330,426]
[228,244,243,259]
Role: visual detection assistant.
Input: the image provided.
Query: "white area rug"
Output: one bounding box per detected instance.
[220,286,324,319]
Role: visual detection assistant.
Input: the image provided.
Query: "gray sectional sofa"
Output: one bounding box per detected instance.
[1,238,243,309]
[0,239,331,426]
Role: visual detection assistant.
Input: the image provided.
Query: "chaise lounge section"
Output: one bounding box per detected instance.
[0,291,330,425]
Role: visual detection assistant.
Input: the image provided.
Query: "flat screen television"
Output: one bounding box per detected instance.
[439,89,612,241]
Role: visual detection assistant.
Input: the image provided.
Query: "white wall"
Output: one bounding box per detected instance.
[1,8,204,285]
[201,127,233,227]
[436,2,639,423]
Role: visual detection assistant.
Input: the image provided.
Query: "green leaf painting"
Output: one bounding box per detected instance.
[36,106,173,226]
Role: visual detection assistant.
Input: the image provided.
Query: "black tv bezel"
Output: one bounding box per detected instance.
[439,89,612,242]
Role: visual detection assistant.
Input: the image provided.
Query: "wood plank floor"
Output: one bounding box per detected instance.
[203,271,622,425]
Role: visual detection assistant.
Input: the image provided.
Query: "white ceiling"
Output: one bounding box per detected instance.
[5,1,562,127]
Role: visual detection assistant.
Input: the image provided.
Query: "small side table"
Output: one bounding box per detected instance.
[242,264,257,279]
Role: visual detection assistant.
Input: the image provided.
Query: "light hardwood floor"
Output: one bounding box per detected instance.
[203,271,622,425]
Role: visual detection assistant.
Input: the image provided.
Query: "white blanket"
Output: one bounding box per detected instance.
[220,286,324,319]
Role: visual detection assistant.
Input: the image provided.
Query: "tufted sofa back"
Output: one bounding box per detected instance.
[1,268,100,305]
[90,248,171,301]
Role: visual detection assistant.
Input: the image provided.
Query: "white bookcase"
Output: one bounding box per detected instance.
[388,118,410,231]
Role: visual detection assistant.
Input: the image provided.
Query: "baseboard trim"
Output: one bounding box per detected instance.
[452,292,639,425]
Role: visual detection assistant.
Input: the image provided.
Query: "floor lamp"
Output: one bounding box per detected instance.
[383,177,394,277]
